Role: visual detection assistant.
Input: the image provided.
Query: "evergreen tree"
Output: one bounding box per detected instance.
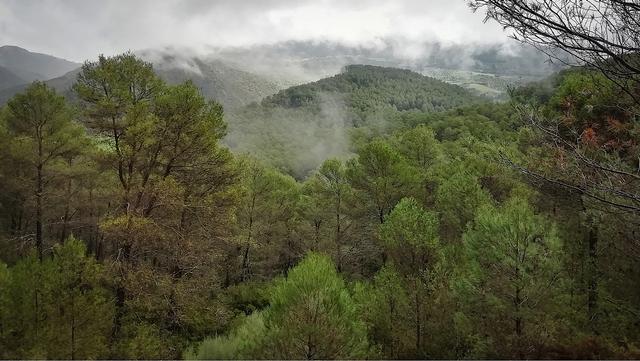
[379,197,442,357]
[3,82,86,260]
[354,264,412,358]
[458,196,563,358]
[347,139,413,224]
[43,237,114,359]
[0,238,113,359]
[264,253,369,359]
[303,159,355,271]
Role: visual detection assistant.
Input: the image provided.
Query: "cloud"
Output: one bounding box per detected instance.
[0,0,508,62]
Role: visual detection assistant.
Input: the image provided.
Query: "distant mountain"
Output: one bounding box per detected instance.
[213,40,561,81]
[0,65,26,91]
[0,47,282,110]
[138,49,282,109]
[0,67,80,105]
[0,46,81,103]
[1,41,557,108]
[208,40,563,100]
[0,45,79,82]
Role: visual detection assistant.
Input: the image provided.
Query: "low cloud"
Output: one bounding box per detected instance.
[0,0,508,62]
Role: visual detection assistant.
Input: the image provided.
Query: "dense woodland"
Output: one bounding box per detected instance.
[227,65,480,177]
[1,1,640,359]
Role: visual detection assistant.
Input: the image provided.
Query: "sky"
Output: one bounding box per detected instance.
[0,0,509,62]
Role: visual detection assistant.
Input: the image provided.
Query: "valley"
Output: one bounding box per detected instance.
[1,2,639,358]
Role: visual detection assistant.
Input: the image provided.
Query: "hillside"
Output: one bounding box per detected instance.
[0,45,79,82]
[149,55,282,110]
[225,64,481,177]
[0,68,80,104]
[0,65,25,91]
[263,65,478,118]
[0,48,282,110]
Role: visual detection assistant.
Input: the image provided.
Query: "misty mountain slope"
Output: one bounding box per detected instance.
[156,62,280,110]
[0,49,282,109]
[0,45,79,82]
[225,64,481,177]
[0,68,80,105]
[0,65,26,91]
[139,49,282,109]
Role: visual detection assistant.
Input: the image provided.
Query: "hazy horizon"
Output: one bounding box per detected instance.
[0,0,510,62]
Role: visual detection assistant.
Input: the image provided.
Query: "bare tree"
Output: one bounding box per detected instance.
[471,0,640,213]
[470,0,640,90]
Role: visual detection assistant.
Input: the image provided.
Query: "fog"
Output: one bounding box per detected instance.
[0,0,509,62]
[224,92,355,178]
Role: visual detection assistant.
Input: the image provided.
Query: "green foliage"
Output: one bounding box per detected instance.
[44,237,114,359]
[234,159,302,281]
[227,65,480,177]
[184,312,266,360]
[74,52,162,112]
[354,264,412,358]
[70,52,241,358]
[117,322,171,360]
[435,170,492,241]
[379,198,443,357]
[301,158,356,270]
[393,125,442,169]
[347,139,415,223]
[4,82,85,155]
[380,197,439,251]
[264,65,480,119]
[264,253,369,359]
[0,237,113,359]
[458,196,564,357]
[188,253,369,359]
[2,49,640,360]
[0,253,46,358]
[1,81,89,259]
[222,282,270,316]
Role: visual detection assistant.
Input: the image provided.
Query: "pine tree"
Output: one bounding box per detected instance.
[43,237,114,359]
[379,197,441,357]
[3,82,86,260]
[459,196,563,357]
[265,253,369,359]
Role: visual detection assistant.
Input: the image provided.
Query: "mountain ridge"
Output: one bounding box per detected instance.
[0,45,80,82]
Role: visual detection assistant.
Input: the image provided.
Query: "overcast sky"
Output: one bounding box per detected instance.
[0,0,509,62]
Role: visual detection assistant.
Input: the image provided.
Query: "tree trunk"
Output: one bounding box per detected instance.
[335,198,342,272]
[241,244,251,281]
[587,223,599,334]
[241,194,256,281]
[389,298,396,358]
[71,294,76,360]
[36,162,43,262]
[59,174,72,243]
[414,279,422,356]
[514,261,524,358]
[112,243,131,339]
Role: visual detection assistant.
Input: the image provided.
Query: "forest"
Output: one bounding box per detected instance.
[1,0,640,359]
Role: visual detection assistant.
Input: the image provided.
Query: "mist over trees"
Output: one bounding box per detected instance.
[1,0,640,359]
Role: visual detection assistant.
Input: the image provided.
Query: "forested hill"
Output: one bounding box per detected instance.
[225,64,481,177]
[262,64,479,120]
